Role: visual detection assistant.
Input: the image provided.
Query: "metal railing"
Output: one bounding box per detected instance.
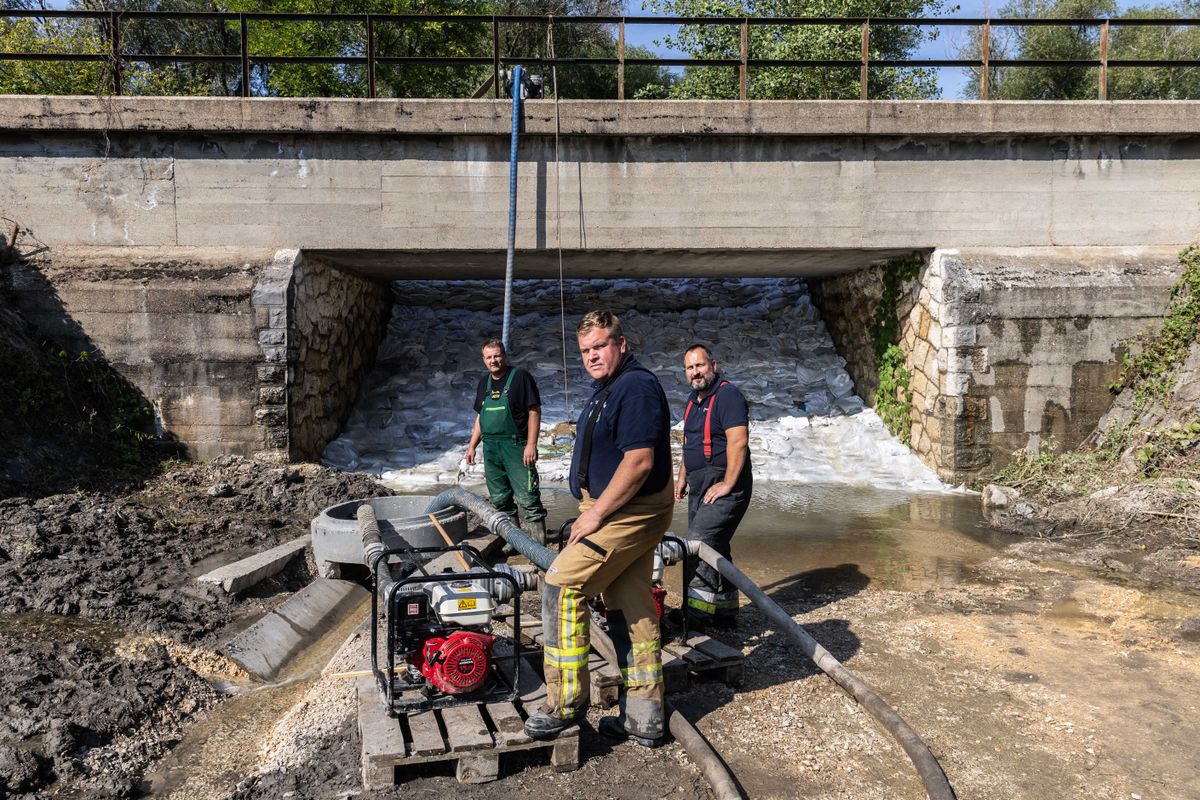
[3,10,1200,100]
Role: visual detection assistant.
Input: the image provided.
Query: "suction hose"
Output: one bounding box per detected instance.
[424,489,741,799]
[688,541,957,800]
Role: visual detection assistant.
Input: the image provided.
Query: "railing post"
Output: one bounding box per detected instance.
[980,20,990,100]
[108,11,121,95]
[860,20,869,100]
[740,18,748,100]
[618,18,626,100]
[1098,19,1109,100]
[367,14,376,99]
[240,14,250,97]
[492,17,501,99]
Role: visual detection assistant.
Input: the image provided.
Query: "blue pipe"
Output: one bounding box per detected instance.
[502,64,523,351]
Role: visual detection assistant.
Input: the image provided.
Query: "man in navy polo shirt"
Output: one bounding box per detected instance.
[524,310,674,749]
[674,343,752,629]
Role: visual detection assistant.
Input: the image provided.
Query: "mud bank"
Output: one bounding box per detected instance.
[0,457,389,798]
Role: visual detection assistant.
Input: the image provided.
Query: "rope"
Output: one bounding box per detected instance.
[549,17,569,412]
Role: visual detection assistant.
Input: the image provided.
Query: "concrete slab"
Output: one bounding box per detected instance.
[221,578,369,680]
[197,534,311,594]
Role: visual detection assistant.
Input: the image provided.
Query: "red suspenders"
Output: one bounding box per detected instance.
[683,381,729,462]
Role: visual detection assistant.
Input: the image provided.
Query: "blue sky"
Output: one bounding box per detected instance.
[624,0,1172,98]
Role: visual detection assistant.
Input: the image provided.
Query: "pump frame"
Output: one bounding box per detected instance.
[368,543,522,715]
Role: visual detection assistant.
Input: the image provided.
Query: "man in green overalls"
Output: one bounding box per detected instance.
[465,339,548,544]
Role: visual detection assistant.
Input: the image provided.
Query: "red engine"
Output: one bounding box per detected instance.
[418,630,495,695]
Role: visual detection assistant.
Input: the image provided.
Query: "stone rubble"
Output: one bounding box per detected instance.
[322,278,946,492]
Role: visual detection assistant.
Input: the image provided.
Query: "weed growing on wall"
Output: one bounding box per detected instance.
[870,254,924,441]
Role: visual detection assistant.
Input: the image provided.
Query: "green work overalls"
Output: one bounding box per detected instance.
[480,369,546,526]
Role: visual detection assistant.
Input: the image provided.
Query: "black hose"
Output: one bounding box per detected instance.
[424,488,741,799]
[692,542,957,800]
[425,488,553,571]
[357,504,394,596]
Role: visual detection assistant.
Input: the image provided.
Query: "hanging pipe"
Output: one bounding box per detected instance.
[424,488,741,799]
[686,541,958,800]
[501,64,523,351]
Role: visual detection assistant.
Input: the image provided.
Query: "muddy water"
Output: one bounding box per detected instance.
[143,598,369,800]
[537,484,1013,594]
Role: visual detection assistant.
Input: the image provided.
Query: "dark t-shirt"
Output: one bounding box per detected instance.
[569,355,672,501]
[682,379,751,475]
[473,367,541,439]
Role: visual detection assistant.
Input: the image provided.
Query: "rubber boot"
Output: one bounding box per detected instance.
[523,518,548,546]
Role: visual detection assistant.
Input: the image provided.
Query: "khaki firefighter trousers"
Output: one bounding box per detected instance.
[540,482,674,739]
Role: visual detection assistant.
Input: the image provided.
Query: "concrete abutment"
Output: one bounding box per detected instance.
[812,247,1182,483]
[6,248,392,462]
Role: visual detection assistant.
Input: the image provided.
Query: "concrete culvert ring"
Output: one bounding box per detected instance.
[311,496,468,578]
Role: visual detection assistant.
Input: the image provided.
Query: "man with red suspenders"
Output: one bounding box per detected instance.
[674,343,752,629]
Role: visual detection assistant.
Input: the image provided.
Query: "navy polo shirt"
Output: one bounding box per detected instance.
[569,355,672,501]
[682,379,750,474]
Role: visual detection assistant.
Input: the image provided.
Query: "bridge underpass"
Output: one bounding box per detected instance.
[2,97,1193,480]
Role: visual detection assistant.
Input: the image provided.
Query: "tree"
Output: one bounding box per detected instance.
[1,0,671,98]
[0,1,108,95]
[645,0,951,100]
[957,0,1200,100]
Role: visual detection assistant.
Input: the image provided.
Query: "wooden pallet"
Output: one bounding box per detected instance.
[357,657,579,788]
[663,633,745,690]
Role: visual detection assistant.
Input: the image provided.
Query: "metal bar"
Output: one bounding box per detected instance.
[109,11,121,96]
[240,14,249,97]
[618,18,625,101]
[981,19,990,100]
[6,10,1200,25]
[367,14,376,99]
[740,18,748,101]
[1099,19,1109,100]
[492,17,500,99]
[860,20,869,100]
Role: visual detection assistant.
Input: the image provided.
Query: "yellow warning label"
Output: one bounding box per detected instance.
[457,598,477,610]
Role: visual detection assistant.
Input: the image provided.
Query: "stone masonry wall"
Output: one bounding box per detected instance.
[287,255,390,462]
[815,247,1183,482]
[8,247,286,461]
[809,269,884,406]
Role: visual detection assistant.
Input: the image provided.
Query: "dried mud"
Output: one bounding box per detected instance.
[0,457,389,798]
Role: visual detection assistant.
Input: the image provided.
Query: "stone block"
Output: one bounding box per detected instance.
[255,406,288,427]
[942,325,977,347]
[257,364,286,383]
[259,386,286,405]
[259,328,287,346]
[252,282,288,308]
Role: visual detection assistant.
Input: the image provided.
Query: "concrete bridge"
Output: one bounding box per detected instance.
[1,96,1193,479]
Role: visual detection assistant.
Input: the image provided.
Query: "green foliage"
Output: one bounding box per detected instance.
[869,254,923,440]
[34,345,157,462]
[1,0,673,98]
[991,437,1113,499]
[1134,420,1200,474]
[1111,244,1200,404]
[645,0,949,100]
[0,13,108,95]
[959,0,1200,100]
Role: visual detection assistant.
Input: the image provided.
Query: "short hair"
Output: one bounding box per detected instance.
[481,338,505,354]
[576,310,623,341]
[684,343,713,360]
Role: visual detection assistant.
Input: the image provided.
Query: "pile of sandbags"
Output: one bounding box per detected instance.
[322,278,944,492]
